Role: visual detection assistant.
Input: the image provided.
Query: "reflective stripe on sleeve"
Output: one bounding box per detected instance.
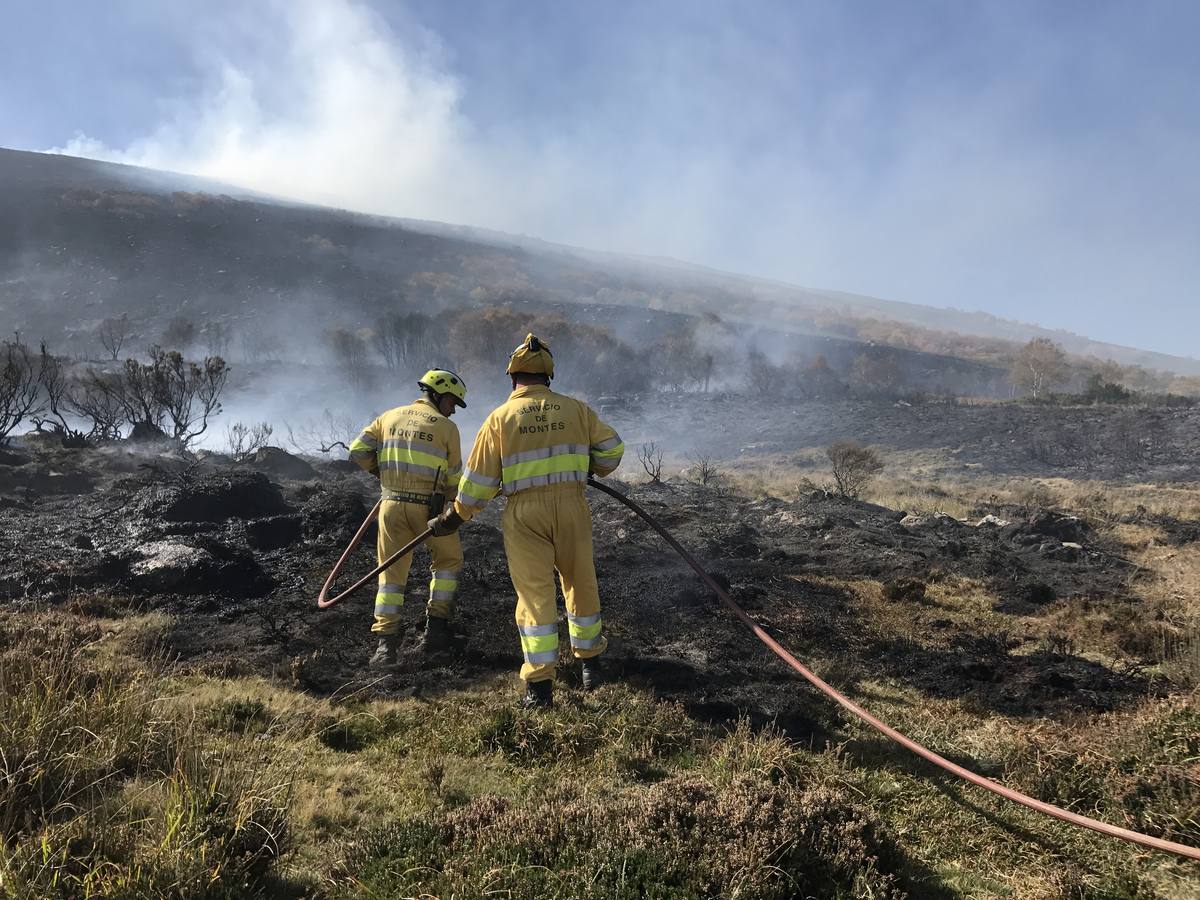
[591,433,624,473]
[461,467,500,488]
[456,467,501,507]
[591,442,624,461]
[591,435,623,454]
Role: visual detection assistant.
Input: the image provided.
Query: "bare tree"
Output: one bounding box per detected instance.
[637,442,664,483]
[0,339,44,444]
[201,321,233,358]
[226,421,274,461]
[447,306,531,379]
[328,328,371,389]
[374,311,433,370]
[826,440,884,499]
[285,409,358,455]
[31,343,86,446]
[687,452,724,489]
[851,353,904,397]
[800,355,847,400]
[72,348,228,446]
[153,350,228,444]
[745,348,782,396]
[241,328,284,364]
[654,330,706,392]
[1011,338,1067,398]
[98,315,130,361]
[66,371,127,441]
[699,353,714,394]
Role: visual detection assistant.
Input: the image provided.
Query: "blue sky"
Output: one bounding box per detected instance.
[2,0,1197,357]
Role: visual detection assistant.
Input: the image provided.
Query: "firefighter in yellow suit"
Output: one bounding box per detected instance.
[348,368,467,667]
[429,334,624,708]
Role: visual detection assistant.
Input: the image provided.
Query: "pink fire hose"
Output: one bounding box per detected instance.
[586,476,1200,863]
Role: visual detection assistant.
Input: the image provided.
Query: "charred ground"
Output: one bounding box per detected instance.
[0,427,1174,726]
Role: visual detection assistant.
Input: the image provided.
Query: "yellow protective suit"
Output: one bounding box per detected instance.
[349,398,463,635]
[453,385,624,682]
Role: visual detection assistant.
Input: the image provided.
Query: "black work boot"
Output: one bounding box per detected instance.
[518,679,553,710]
[419,616,450,653]
[367,631,403,668]
[581,657,603,692]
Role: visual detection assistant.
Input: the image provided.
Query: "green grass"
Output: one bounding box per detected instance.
[0,612,296,898]
[2,604,1199,898]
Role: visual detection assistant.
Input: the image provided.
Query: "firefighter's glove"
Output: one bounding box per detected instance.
[428,508,464,537]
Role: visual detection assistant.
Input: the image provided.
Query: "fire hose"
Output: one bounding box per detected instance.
[585,477,1200,863]
[316,499,432,609]
[316,480,1200,861]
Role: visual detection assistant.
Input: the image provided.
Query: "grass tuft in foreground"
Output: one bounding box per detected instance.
[0,611,295,899]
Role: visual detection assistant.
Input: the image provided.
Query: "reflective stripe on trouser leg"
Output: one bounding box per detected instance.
[555,491,607,660]
[504,495,561,683]
[518,622,559,666]
[425,528,463,620]
[567,612,603,650]
[371,500,417,635]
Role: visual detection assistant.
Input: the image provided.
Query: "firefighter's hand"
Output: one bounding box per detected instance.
[428,508,464,537]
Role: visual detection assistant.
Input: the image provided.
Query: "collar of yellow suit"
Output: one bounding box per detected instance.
[509,384,551,400]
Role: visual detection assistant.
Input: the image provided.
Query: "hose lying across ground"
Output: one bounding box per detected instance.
[585,477,1200,863]
[316,480,1199,861]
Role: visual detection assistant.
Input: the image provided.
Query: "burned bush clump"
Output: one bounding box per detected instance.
[74,347,228,446]
[142,470,291,523]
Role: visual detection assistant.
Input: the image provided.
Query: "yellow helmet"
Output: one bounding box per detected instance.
[506,333,555,378]
[418,368,467,408]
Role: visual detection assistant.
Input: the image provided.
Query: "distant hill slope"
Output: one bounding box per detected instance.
[3,146,1196,377]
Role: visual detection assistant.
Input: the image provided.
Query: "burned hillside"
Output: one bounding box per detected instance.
[6,147,1200,402]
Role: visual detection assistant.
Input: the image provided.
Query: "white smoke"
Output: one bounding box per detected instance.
[39,0,1200,357]
[49,0,473,220]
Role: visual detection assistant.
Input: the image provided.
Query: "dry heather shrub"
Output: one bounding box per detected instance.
[473,692,701,768]
[343,774,905,898]
[826,440,884,499]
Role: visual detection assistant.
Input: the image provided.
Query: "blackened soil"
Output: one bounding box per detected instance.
[0,446,1166,742]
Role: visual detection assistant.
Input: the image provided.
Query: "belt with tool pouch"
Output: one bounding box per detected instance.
[384,490,434,506]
